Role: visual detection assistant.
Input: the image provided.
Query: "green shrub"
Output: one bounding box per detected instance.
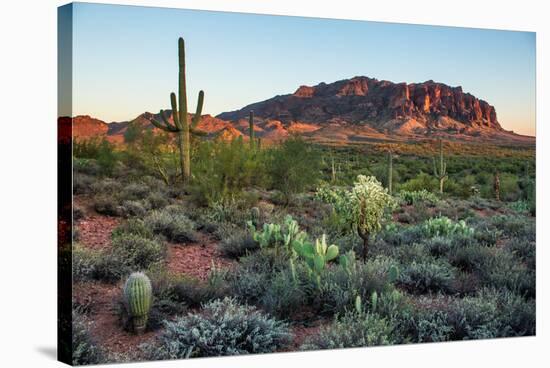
[398,189,439,205]
[190,137,267,207]
[301,312,395,350]
[93,195,121,216]
[150,298,292,358]
[120,200,148,218]
[144,206,198,243]
[73,173,94,195]
[398,260,456,294]
[259,270,307,318]
[73,244,101,281]
[146,191,170,209]
[120,182,150,201]
[398,172,438,193]
[407,309,453,343]
[111,233,165,272]
[315,255,399,315]
[218,230,258,259]
[505,238,535,269]
[112,219,155,240]
[90,178,122,195]
[72,312,104,365]
[268,136,321,203]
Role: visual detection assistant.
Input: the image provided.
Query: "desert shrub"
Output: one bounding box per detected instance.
[73,173,94,195]
[315,255,399,315]
[144,206,198,243]
[218,230,258,259]
[72,312,104,365]
[398,172,438,193]
[375,223,424,247]
[268,136,321,203]
[228,265,270,304]
[407,309,453,343]
[390,243,429,264]
[73,205,85,221]
[301,312,395,350]
[120,182,150,201]
[120,200,148,218]
[90,178,122,195]
[146,191,169,209]
[190,137,267,207]
[480,254,535,298]
[448,293,501,339]
[398,189,439,205]
[422,216,474,238]
[398,259,456,294]
[73,158,101,176]
[259,270,307,318]
[93,195,121,216]
[111,233,165,272]
[73,244,101,281]
[150,298,291,359]
[448,245,494,272]
[505,238,535,269]
[491,215,535,241]
[112,218,155,240]
[424,236,455,257]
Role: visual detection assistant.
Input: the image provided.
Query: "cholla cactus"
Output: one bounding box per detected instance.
[351,175,396,260]
[123,272,152,334]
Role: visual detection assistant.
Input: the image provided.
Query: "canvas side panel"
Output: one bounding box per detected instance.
[58,3,73,366]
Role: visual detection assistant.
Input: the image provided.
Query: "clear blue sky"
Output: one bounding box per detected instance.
[68,2,536,135]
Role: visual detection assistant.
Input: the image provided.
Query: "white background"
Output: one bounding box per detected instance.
[0,0,548,366]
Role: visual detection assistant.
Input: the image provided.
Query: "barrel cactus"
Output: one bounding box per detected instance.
[123,272,152,334]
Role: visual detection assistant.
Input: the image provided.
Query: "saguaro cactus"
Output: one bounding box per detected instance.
[123,272,152,334]
[249,110,255,149]
[433,139,448,194]
[151,37,205,184]
[387,151,393,195]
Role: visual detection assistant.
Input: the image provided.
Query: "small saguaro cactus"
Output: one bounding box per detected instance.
[123,272,152,334]
[150,37,206,184]
[249,110,255,149]
[433,138,448,194]
[387,150,393,195]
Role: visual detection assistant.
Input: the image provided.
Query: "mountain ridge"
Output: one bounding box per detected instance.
[69,76,535,145]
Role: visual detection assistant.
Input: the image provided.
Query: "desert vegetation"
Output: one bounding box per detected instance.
[69,37,535,365]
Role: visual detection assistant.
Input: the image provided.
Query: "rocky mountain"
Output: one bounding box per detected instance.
[69,76,534,145]
[217,76,527,142]
[72,115,109,140]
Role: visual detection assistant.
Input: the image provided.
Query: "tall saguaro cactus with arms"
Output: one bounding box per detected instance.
[151,37,205,184]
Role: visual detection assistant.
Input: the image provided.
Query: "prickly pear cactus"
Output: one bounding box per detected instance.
[123,272,152,334]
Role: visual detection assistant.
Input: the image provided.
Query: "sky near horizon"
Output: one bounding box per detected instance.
[67,3,536,135]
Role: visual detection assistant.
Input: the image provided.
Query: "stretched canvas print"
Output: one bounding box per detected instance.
[58,2,536,366]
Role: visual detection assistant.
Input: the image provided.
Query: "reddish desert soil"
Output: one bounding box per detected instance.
[76,215,121,250]
[72,195,320,356]
[166,236,236,281]
[74,281,158,357]
[289,319,330,349]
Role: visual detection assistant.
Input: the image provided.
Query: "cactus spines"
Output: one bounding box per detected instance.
[387,150,393,195]
[123,272,152,334]
[151,37,205,184]
[249,110,255,148]
[432,138,448,194]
